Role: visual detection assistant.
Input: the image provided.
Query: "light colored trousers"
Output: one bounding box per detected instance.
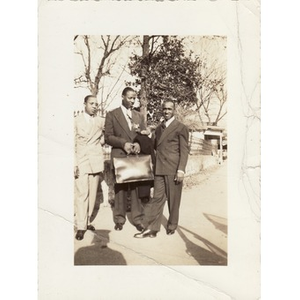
[75,173,100,230]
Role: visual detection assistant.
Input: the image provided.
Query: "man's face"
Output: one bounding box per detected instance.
[122,91,136,110]
[162,101,175,121]
[84,96,98,116]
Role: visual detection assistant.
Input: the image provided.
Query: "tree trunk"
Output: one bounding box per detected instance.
[139,36,150,122]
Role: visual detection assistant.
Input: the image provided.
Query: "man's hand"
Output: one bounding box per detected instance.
[74,166,79,179]
[131,142,141,154]
[100,134,105,146]
[174,171,184,185]
[124,142,133,154]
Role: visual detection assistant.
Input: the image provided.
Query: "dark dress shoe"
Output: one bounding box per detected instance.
[166,229,175,235]
[75,230,85,240]
[135,224,145,232]
[134,230,157,238]
[87,225,95,231]
[114,223,123,231]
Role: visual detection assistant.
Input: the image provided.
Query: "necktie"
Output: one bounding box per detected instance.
[126,111,132,130]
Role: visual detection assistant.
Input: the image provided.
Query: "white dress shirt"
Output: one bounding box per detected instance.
[83,112,94,123]
[165,116,175,128]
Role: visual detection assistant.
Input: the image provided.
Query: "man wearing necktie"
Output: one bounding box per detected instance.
[104,87,146,232]
[74,95,105,240]
[135,100,189,238]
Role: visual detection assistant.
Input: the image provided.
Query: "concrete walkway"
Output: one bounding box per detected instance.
[74,161,227,266]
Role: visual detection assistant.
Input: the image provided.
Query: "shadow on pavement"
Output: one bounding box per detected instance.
[74,230,127,265]
[203,213,227,235]
[177,225,227,266]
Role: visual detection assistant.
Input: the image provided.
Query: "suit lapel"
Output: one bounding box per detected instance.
[131,110,142,138]
[77,113,99,143]
[115,107,133,140]
[87,116,99,141]
[131,110,139,126]
[157,119,179,146]
[76,114,90,136]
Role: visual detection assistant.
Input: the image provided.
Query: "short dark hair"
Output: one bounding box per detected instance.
[84,95,96,104]
[122,87,135,96]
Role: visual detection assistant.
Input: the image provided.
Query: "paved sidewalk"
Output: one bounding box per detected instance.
[74,161,227,266]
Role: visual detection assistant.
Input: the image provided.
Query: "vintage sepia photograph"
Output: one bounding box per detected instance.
[38,1,260,298]
[73,35,228,265]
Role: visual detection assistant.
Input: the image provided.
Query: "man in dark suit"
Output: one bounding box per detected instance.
[135,100,189,238]
[104,87,146,232]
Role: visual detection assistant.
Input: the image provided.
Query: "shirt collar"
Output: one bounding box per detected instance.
[84,112,94,122]
[121,105,132,118]
[165,116,175,128]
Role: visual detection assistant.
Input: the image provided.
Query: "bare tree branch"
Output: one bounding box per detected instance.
[109,35,119,53]
[101,35,107,48]
[217,111,227,122]
[75,35,131,97]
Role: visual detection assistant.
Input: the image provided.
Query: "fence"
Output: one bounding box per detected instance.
[188,133,218,156]
[74,110,82,117]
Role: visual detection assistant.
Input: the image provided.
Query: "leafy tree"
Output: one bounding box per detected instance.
[127,36,199,123]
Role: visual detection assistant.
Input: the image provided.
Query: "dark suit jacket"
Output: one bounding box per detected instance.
[133,133,155,198]
[133,133,156,166]
[154,119,189,176]
[104,107,146,162]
